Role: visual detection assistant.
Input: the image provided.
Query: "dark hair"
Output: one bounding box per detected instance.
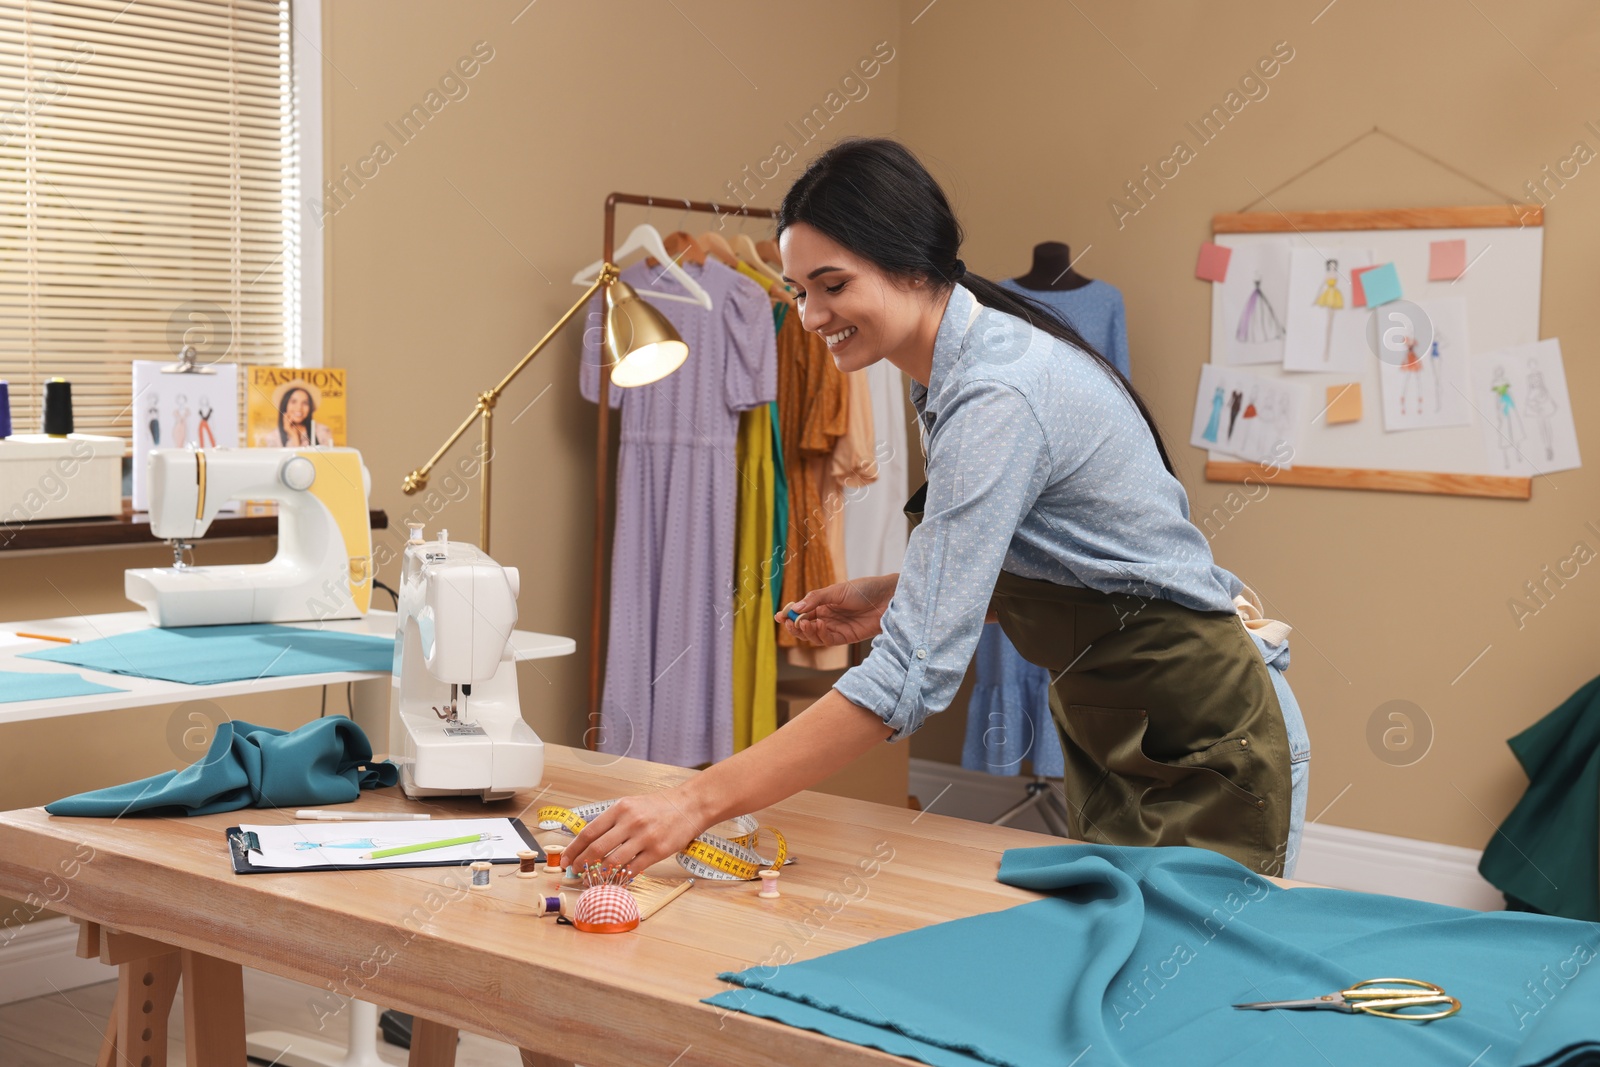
[777,137,1174,474]
[278,385,315,446]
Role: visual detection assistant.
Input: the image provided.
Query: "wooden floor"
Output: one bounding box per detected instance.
[0,970,527,1066]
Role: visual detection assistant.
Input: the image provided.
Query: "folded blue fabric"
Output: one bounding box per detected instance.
[45,716,399,817]
[0,669,127,704]
[707,844,1600,1067]
[22,624,394,685]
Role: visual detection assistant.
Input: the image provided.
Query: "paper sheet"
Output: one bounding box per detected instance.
[1472,338,1581,475]
[1376,297,1473,432]
[130,361,240,512]
[1282,246,1374,373]
[1190,364,1303,467]
[1215,243,1291,365]
[237,818,528,869]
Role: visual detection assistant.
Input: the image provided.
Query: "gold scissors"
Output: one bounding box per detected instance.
[1234,978,1461,1020]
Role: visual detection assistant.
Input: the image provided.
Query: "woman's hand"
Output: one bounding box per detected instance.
[564,789,705,874]
[776,573,897,647]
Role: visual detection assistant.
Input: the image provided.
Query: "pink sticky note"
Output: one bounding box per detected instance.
[1350,265,1379,308]
[1195,242,1231,282]
[1429,239,1467,281]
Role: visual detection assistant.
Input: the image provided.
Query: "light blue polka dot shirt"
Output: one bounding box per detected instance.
[835,283,1243,741]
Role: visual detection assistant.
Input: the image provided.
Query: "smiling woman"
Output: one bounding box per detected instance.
[565,137,1310,883]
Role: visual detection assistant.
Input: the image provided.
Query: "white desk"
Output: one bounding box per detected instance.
[0,609,575,725]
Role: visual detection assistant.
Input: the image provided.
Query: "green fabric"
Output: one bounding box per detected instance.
[0,669,126,703]
[22,623,394,685]
[991,571,1291,875]
[769,396,789,614]
[708,844,1600,1067]
[45,716,398,817]
[1480,673,1600,922]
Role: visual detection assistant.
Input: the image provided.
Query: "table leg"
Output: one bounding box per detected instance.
[407,1016,459,1067]
[180,950,246,1066]
[103,951,181,1067]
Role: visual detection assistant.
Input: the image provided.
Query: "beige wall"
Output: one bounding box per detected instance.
[2,0,1593,912]
[894,2,1600,848]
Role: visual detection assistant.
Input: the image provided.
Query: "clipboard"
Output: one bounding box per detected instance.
[225,817,543,875]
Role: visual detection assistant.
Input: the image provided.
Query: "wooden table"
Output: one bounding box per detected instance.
[0,744,1070,1067]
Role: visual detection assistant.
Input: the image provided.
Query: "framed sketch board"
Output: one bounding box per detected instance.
[1205,206,1542,499]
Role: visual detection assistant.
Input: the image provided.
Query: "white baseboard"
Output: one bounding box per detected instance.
[0,916,111,1005]
[909,758,1504,911]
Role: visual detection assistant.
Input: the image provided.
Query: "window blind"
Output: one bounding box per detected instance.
[0,0,298,445]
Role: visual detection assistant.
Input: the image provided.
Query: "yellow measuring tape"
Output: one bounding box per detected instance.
[537,801,787,882]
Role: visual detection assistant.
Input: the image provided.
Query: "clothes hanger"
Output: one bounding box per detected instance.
[732,233,783,283]
[756,237,781,269]
[695,229,740,268]
[663,231,707,266]
[572,222,712,309]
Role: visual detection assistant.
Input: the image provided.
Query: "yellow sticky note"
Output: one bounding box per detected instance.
[1325,383,1362,424]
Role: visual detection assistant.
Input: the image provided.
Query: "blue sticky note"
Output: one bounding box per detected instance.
[1361,261,1402,306]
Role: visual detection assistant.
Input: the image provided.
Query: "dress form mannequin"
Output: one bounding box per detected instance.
[1011,241,1091,292]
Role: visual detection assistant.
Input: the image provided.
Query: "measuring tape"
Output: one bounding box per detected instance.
[537,801,787,881]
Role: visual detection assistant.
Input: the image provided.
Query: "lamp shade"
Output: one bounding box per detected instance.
[604,279,688,388]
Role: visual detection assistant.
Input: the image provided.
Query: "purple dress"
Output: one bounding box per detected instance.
[581,259,777,767]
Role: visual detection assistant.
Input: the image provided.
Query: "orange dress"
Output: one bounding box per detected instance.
[775,312,848,654]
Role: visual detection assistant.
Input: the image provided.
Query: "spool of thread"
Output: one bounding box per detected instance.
[517,851,541,878]
[0,380,11,438]
[758,869,781,899]
[535,895,562,917]
[544,847,563,874]
[560,866,582,888]
[41,378,73,437]
[470,860,492,890]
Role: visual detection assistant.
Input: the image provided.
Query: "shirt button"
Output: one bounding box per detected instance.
[915,649,927,659]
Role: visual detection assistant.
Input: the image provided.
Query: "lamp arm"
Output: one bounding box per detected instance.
[402,266,616,496]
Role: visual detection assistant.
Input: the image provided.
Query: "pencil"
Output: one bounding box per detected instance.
[15,632,76,644]
[358,832,489,861]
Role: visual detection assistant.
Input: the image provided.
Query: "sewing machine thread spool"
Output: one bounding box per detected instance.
[470,860,492,890]
[41,378,72,436]
[536,895,561,917]
[0,380,11,438]
[544,847,563,874]
[516,851,541,878]
[758,869,781,898]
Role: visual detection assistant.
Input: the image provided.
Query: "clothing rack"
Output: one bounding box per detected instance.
[588,193,780,746]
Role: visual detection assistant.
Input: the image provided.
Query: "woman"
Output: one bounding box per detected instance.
[568,138,1309,879]
[269,385,333,447]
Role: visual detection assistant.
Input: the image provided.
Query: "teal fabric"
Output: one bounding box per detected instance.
[707,845,1600,1067]
[45,716,398,817]
[1480,673,1600,922]
[0,669,126,703]
[22,624,394,685]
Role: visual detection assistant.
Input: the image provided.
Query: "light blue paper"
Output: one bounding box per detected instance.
[1361,261,1403,306]
[22,624,393,685]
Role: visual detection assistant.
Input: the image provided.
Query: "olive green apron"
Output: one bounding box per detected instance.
[906,485,1291,875]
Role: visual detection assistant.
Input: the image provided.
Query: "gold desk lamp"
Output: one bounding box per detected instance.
[401,264,688,553]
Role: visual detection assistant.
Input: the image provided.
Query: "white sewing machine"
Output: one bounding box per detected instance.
[125,447,373,627]
[387,525,543,801]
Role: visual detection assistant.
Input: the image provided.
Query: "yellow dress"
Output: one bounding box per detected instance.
[1314,275,1344,310]
[732,402,778,750]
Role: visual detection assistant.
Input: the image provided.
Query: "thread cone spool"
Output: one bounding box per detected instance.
[470,860,492,890]
[0,380,11,438]
[570,883,640,933]
[758,869,781,898]
[41,378,73,436]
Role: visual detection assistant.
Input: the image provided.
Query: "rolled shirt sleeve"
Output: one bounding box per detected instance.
[834,377,1053,740]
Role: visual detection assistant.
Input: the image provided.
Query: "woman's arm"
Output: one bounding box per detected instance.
[564,689,891,873]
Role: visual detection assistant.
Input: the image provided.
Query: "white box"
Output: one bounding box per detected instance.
[0,434,124,523]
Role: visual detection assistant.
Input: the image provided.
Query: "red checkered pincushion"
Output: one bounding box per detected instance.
[571,884,640,933]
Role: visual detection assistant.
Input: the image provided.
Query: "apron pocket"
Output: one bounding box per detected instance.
[1066,704,1268,848]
